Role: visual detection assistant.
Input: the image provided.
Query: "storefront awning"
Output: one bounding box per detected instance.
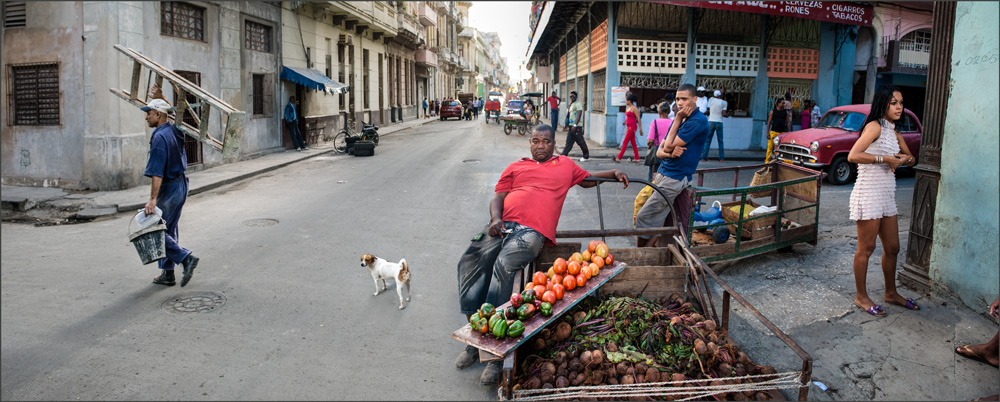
[280,66,350,94]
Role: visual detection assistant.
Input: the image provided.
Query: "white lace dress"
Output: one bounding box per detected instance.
[850,121,900,221]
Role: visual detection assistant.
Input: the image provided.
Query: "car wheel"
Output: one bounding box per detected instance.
[827,156,857,185]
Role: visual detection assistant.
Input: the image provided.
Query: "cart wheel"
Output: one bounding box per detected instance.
[504,124,512,135]
[517,123,527,136]
[712,226,731,244]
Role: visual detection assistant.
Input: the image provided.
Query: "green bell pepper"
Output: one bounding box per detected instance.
[539,302,553,317]
[507,320,525,337]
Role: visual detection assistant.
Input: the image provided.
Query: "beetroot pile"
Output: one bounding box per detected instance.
[512,293,778,401]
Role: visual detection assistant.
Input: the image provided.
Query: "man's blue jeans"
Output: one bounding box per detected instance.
[702,121,725,160]
[157,176,192,271]
[550,108,559,128]
[457,222,545,315]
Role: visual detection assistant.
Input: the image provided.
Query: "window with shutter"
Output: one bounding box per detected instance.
[8,62,60,126]
[252,74,264,116]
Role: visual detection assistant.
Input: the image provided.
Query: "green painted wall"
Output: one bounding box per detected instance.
[930,1,1000,308]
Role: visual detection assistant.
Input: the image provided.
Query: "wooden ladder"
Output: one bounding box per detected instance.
[109,44,246,161]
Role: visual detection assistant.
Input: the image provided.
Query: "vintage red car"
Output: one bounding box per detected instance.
[772,104,922,185]
[439,99,463,120]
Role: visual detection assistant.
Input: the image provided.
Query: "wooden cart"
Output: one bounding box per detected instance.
[449,177,814,400]
[499,115,531,136]
[686,162,825,263]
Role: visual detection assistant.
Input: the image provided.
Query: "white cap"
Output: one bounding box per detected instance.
[141,99,171,114]
[714,90,722,97]
[697,86,706,91]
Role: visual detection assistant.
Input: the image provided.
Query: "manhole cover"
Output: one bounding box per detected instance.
[462,159,480,164]
[242,218,278,227]
[161,292,227,314]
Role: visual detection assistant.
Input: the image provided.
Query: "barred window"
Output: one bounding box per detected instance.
[591,70,606,113]
[244,20,271,53]
[252,74,264,115]
[161,2,204,42]
[8,63,60,126]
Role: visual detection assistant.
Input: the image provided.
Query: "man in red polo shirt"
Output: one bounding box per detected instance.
[456,124,628,384]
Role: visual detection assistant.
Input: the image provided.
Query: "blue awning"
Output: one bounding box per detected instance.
[280,66,350,94]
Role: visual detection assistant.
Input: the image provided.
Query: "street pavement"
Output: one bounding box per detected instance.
[1,116,997,400]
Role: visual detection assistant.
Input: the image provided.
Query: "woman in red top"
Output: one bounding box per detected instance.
[617,94,643,162]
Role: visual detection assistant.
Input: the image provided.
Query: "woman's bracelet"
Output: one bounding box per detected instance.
[874,155,882,164]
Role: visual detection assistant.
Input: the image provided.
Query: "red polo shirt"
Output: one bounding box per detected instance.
[495,155,591,245]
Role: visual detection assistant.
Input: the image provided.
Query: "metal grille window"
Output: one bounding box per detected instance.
[252,74,264,116]
[591,70,606,113]
[161,2,205,42]
[244,20,271,52]
[8,63,60,126]
[900,30,932,53]
[363,49,370,110]
[4,2,26,28]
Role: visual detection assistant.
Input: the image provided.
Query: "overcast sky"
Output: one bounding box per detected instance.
[468,1,532,84]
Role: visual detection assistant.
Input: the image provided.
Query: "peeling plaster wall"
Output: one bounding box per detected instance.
[234,2,283,155]
[1,2,87,189]
[930,1,1000,309]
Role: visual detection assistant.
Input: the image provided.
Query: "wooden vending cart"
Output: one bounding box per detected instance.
[450,178,813,400]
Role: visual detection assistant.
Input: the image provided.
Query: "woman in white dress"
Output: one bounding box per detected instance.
[847,84,919,317]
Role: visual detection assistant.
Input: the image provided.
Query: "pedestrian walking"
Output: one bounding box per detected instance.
[422,97,428,118]
[800,100,813,129]
[285,96,307,151]
[140,99,200,287]
[472,97,480,120]
[846,84,919,317]
[701,90,728,161]
[455,123,628,384]
[546,91,561,129]
[635,83,708,248]
[765,98,791,163]
[559,91,590,161]
[616,94,642,163]
[811,101,822,128]
[646,102,672,182]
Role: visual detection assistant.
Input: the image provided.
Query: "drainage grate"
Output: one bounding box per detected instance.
[161,291,227,314]
[462,159,480,164]
[242,218,278,227]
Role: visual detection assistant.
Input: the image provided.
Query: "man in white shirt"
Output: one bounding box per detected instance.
[695,86,709,114]
[811,102,821,128]
[701,90,728,161]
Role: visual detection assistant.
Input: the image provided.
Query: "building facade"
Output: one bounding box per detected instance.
[1,1,283,191]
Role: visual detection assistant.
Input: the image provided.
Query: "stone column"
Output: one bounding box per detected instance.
[603,1,620,147]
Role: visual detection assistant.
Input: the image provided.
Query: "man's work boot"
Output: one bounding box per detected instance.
[480,361,502,385]
[153,270,175,286]
[455,344,479,370]
[180,254,199,287]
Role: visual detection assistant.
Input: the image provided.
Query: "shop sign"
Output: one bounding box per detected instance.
[611,86,630,106]
[658,1,873,26]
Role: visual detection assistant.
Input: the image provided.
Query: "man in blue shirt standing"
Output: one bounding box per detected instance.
[285,96,307,151]
[142,99,200,287]
[635,83,709,247]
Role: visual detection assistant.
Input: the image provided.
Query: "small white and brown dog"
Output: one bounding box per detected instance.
[360,254,412,310]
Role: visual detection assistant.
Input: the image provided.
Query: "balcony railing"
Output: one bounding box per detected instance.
[416,48,438,67]
[327,1,397,36]
[418,2,437,26]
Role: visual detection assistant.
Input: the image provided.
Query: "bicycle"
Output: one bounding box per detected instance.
[333,119,379,154]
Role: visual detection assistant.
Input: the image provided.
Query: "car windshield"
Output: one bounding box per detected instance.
[508,101,522,108]
[817,111,867,132]
[448,101,460,106]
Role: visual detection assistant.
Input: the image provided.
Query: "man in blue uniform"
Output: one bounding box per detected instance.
[142,99,200,287]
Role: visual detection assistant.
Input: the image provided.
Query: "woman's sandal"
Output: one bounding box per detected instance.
[956,345,1000,368]
[856,302,886,317]
[887,297,920,310]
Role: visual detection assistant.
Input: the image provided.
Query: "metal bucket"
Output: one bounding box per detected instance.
[128,216,167,265]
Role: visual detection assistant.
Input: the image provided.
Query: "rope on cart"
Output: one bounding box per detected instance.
[500,371,804,401]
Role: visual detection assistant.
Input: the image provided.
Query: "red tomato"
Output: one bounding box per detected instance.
[588,240,600,253]
[553,258,567,275]
[546,282,554,292]
[589,263,600,277]
[533,271,548,286]
[525,282,534,290]
[605,254,614,266]
[576,273,588,287]
[552,274,564,286]
[562,275,577,291]
[567,261,581,276]
[592,255,605,269]
[533,284,547,297]
[581,250,592,263]
[542,290,557,304]
[553,284,566,300]
[580,266,592,280]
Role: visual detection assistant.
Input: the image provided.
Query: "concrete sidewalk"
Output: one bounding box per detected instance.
[1,116,437,223]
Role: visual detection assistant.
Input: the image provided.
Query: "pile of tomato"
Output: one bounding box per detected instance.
[469,240,616,340]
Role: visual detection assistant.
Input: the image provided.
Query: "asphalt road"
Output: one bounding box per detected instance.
[4,117,958,401]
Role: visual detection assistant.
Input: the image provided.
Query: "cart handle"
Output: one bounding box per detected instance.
[580,176,686,244]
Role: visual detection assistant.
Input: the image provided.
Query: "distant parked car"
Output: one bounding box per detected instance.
[506,100,523,116]
[439,100,462,120]
[772,104,922,185]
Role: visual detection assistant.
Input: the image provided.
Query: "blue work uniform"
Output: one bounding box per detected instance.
[144,122,192,271]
